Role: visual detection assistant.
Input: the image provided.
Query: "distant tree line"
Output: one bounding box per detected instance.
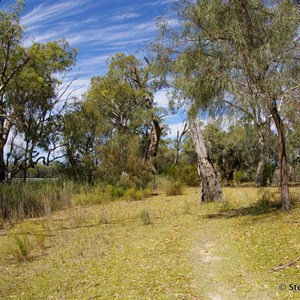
[1,1,300,212]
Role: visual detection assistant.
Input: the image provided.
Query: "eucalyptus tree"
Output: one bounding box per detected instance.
[105,53,166,172]
[6,40,77,181]
[85,54,165,176]
[153,0,300,211]
[151,8,224,202]
[0,1,77,182]
[63,98,109,183]
[0,0,28,181]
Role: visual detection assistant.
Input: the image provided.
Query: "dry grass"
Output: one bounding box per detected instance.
[0,186,299,299]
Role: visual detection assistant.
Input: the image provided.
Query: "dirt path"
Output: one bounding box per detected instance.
[191,216,274,300]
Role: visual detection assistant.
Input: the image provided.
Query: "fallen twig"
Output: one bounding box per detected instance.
[271,257,300,272]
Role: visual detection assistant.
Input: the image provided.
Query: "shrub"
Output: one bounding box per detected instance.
[233,171,244,184]
[7,221,47,261]
[166,180,183,196]
[106,185,125,199]
[252,190,281,213]
[73,186,107,205]
[125,188,149,201]
[12,234,33,261]
[162,164,199,187]
[140,209,151,225]
[178,164,199,186]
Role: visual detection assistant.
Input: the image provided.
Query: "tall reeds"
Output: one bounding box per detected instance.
[0,180,81,221]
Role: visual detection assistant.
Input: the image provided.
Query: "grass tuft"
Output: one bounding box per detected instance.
[140,209,152,225]
[166,180,183,196]
[7,221,47,262]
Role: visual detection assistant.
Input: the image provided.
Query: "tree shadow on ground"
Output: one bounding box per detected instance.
[206,199,283,219]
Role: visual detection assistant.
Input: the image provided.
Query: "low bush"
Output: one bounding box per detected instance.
[166,180,183,196]
[7,221,47,262]
[140,209,151,225]
[233,171,244,184]
[125,188,152,201]
[250,190,281,213]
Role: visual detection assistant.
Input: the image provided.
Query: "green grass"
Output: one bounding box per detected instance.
[0,186,299,299]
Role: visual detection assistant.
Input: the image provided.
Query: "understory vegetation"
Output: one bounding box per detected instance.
[0,180,156,222]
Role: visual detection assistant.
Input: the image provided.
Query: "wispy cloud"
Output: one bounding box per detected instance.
[21,0,172,98]
[112,13,141,21]
[21,1,90,28]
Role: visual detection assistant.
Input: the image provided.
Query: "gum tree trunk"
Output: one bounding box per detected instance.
[144,118,162,174]
[255,128,268,186]
[0,112,11,182]
[189,115,222,202]
[0,145,5,182]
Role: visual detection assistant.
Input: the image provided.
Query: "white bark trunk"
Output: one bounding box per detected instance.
[189,115,222,202]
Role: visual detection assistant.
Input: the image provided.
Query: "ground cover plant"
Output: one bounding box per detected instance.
[0,186,299,299]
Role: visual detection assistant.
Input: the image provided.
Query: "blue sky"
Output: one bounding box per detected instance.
[16,0,186,137]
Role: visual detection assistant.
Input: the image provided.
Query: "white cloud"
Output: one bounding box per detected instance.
[167,122,188,138]
[154,89,170,108]
[112,13,141,21]
[21,1,90,28]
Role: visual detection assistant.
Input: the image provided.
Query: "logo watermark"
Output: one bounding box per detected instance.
[279,284,300,291]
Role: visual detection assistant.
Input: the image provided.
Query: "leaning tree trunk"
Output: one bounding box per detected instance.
[145,119,162,174]
[189,115,222,202]
[269,99,290,212]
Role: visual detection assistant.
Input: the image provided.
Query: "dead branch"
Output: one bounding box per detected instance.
[271,257,300,272]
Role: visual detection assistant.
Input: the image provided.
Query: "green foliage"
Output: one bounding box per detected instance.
[73,184,152,205]
[139,209,152,225]
[203,123,264,182]
[124,187,152,201]
[23,163,60,179]
[163,164,199,187]
[5,37,77,179]
[125,188,142,201]
[0,1,77,183]
[61,53,162,187]
[72,186,108,205]
[107,185,125,199]
[233,171,244,185]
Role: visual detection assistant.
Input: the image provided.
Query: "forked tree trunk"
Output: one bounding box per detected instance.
[189,115,222,202]
[269,99,290,212]
[174,123,188,165]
